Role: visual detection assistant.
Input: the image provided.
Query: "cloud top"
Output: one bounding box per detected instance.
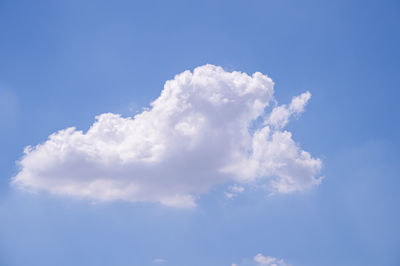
[12,65,322,207]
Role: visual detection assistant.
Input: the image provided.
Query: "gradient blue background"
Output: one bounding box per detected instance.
[1,0,399,265]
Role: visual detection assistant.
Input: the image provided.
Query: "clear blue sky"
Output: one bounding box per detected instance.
[1,0,399,265]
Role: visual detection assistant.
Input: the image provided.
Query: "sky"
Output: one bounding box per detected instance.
[0,0,400,265]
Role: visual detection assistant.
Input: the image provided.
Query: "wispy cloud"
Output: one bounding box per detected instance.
[12,65,322,207]
[254,253,290,266]
[226,184,245,199]
[232,253,291,266]
[153,258,167,264]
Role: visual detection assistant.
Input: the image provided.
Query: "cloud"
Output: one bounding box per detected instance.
[232,253,291,266]
[226,184,245,199]
[12,65,322,207]
[254,254,290,266]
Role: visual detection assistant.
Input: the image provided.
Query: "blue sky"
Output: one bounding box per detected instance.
[1,0,400,265]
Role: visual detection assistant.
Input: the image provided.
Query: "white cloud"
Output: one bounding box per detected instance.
[12,65,322,207]
[267,91,311,129]
[232,253,291,266]
[254,253,290,266]
[226,184,245,199]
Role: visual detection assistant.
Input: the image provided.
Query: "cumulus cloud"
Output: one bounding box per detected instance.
[12,65,322,207]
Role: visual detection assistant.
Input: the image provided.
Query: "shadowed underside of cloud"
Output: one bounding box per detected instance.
[12,65,322,207]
